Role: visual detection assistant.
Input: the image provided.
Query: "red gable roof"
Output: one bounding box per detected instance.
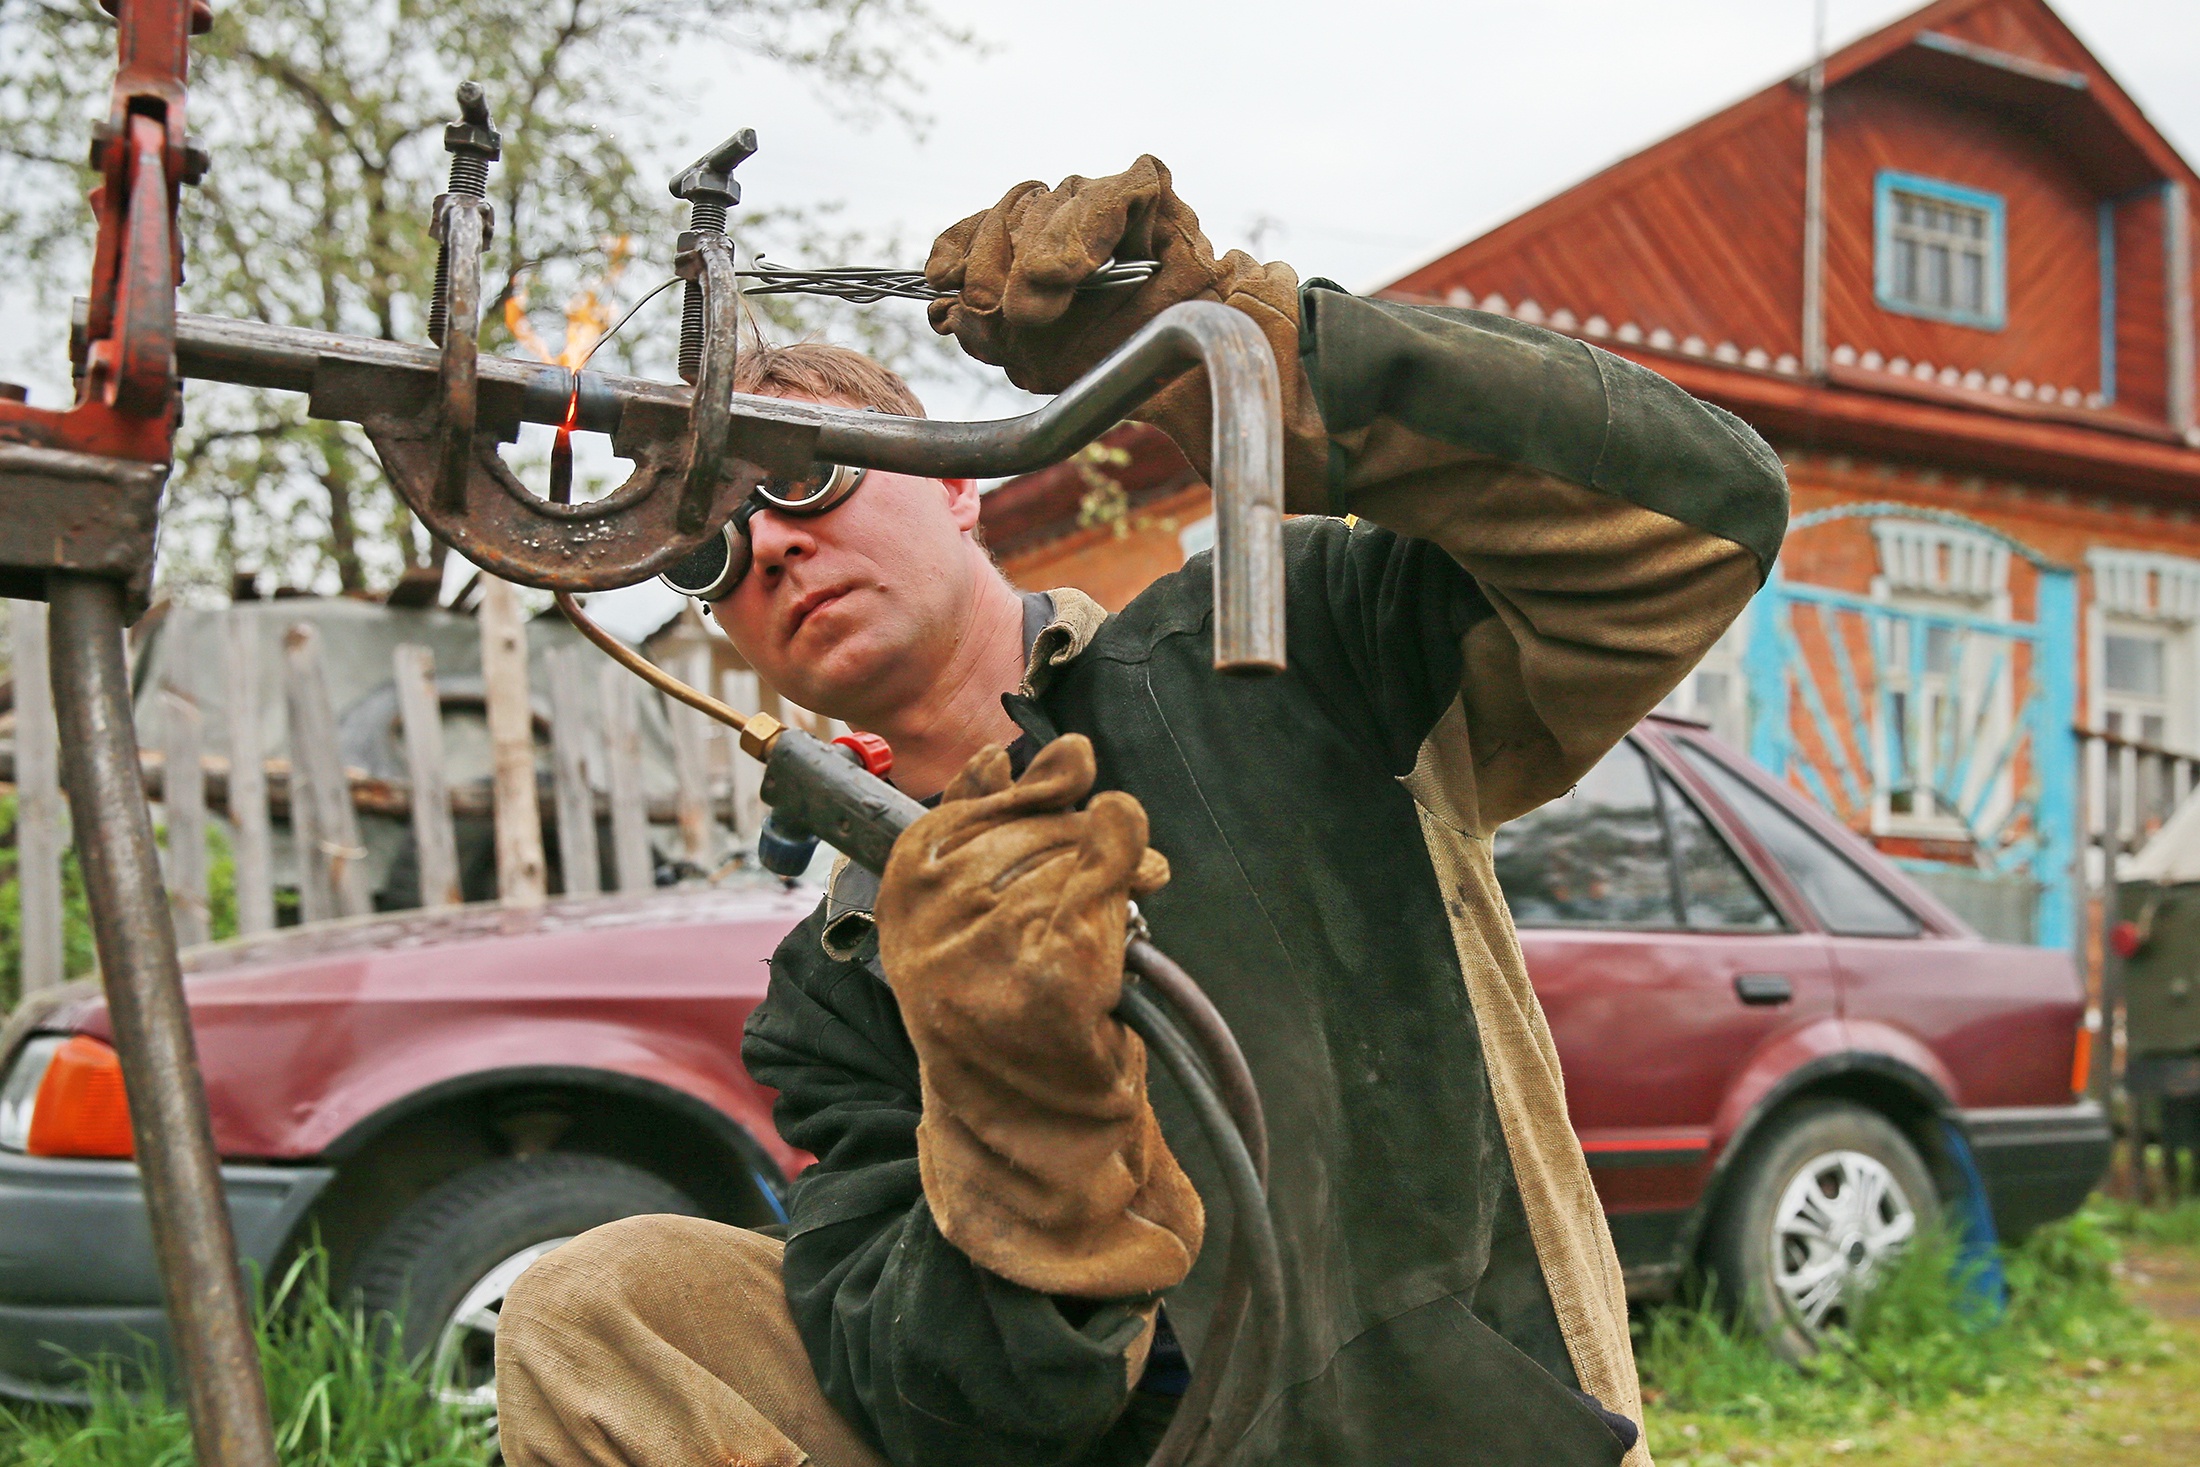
[1380,0,2199,500]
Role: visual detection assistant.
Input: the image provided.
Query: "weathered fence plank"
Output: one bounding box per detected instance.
[283,623,371,920]
[160,690,210,949]
[666,641,714,871]
[11,600,64,993]
[548,646,601,897]
[600,660,652,893]
[723,669,764,843]
[480,578,546,906]
[225,609,275,935]
[393,644,462,910]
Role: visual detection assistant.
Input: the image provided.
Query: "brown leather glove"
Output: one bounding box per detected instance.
[924,155,1328,510]
[875,733,1204,1299]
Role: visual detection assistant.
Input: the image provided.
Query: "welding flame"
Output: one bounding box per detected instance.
[504,239,634,506]
[504,236,634,369]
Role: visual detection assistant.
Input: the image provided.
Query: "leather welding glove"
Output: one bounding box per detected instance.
[925,155,1329,509]
[874,733,1204,1300]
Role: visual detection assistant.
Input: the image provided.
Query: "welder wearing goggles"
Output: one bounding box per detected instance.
[655,461,872,603]
[496,157,1787,1467]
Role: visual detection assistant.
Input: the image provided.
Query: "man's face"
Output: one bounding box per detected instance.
[711,417,984,719]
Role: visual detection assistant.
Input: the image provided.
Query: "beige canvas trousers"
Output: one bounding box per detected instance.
[495,1214,887,1467]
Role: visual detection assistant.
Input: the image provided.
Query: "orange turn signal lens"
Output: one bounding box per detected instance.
[26,1035,135,1159]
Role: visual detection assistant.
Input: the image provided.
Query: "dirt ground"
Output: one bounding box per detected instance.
[1644,1242,2200,1467]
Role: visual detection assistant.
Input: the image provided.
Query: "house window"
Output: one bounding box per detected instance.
[2102,631,2168,747]
[2087,548,2200,752]
[2086,548,2200,842]
[1874,172,2006,330]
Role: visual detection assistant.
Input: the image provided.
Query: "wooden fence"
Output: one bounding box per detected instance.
[5,585,794,995]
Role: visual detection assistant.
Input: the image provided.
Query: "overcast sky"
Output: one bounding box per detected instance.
[8,0,2194,421]
[630,0,2198,419]
[716,0,2194,285]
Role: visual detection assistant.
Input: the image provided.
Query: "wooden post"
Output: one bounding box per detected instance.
[479,577,547,906]
[160,691,210,949]
[599,660,652,893]
[393,644,462,909]
[12,600,65,993]
[224,609,275,935]
[667,640,714,870]
[282,623,371,920]
[547,646,601,897]
[723,669,764,842]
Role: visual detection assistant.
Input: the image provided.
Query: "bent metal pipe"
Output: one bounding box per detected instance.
[167,299,1287,672]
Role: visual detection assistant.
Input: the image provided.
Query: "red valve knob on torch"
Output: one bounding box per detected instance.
[833,731,894,779]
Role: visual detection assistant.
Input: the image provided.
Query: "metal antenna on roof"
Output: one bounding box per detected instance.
[1802,0,1830,379]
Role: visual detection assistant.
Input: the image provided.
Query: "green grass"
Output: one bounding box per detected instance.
[0,1252,489,1467]
[1638,1202,2169,1445]
[2091,1193,2200,1247]
[2,1202,2191,1465]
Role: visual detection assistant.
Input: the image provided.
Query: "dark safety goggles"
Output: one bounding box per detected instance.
[658,462,869,601]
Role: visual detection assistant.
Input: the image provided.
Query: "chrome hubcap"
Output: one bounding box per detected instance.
[431,1236,572,1414]
[1770,1150,1916,1335]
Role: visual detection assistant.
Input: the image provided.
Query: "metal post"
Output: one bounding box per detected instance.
[2166,181,2194,441]
[1801,0,1829,377]
[46,573,277,1467]
[2098,737,2123,1111]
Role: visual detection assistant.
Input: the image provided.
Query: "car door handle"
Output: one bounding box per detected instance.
[1734,973,1793,1006]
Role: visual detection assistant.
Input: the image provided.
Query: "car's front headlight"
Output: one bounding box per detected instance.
[0,1035,65,1152]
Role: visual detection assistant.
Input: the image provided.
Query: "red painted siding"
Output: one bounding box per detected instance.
[1388,88,1807,359]
[2114,188,2168,423]
[1821,74,2104,395]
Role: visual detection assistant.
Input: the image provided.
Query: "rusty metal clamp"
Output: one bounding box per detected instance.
[374,99,756,586]
[429,191,488,513]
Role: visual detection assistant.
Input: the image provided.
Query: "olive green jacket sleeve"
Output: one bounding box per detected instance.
[1293,283,1787,833]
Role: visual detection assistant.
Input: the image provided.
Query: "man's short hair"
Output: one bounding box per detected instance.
[732,341,925,418]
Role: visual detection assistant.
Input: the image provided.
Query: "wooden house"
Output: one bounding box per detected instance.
[985,0,2200,951]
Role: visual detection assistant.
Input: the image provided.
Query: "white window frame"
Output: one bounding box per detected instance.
[2084,548,2200,842]
[1873,171,2006,331]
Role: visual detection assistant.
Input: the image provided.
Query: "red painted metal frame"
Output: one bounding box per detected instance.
[0,0,207,461]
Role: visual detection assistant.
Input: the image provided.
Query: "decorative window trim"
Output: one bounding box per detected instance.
[2086,547,2200,626]
[1871,518,2009,602]
[1874,171,2007,331]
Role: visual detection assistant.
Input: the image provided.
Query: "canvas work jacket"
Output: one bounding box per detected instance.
[740,283,1789,1467]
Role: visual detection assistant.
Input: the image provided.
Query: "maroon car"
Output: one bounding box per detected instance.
[0,715,2105,1401]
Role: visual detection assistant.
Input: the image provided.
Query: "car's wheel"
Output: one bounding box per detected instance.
[349,1153,698,1412]
[1702,1100,1940,1361]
